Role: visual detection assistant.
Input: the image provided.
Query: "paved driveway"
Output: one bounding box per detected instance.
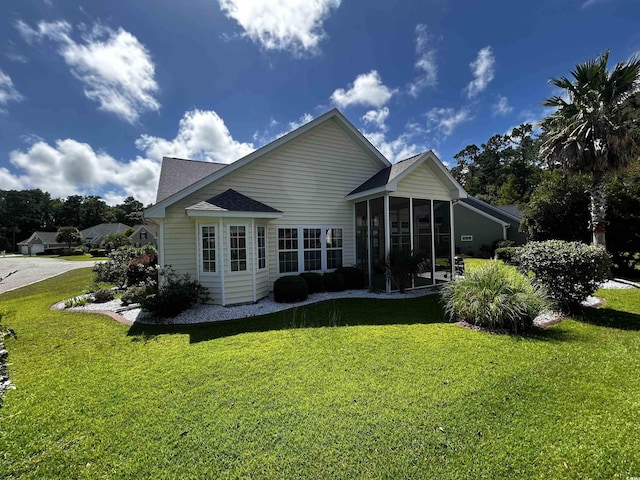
[0,256,100,294]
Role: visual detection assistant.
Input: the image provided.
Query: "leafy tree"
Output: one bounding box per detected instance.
[56,226,82,249]
[103,232,131,252]
[540,50,640,248]
[80,196,109,229]
[0,189,54,250]
[60,195,83,228]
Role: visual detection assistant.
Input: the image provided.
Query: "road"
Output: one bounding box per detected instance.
[0,256,99,294]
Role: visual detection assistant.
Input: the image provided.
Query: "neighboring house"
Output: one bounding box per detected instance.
[81,223,131,247]
[454,196,526,256]
[17,231,66,255]
[129,223,158,248]
[145,109,466,306]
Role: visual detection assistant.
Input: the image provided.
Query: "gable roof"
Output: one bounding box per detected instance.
[81,223,131,239]
[145,109,391,218]
[129,223,158,238]
[186,189,282,218]
[459,197,521,224]
[496,204,522,220]
[345,150,467,201]
[17,231,61,246]
[156,157,227,203]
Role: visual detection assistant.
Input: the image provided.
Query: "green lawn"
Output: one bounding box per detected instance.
[1,268,639,478]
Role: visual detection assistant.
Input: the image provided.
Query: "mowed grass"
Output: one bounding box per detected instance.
[1,269,639,478]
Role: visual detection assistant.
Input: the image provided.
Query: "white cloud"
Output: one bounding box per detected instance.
[330,70,396,109]
[363,129,422,163]
[0,69,24,111]
[217,0,341,55]
[465,46,495,98]
[408,24,437,97]
[426,107,472,136]
[1,109,254,205]
[581,0,610,7]
[136,109,254,164]
[16,20,159,123]
[361,107,389,130]
[492,95,512,116]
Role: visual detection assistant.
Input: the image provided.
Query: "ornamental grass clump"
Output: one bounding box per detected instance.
[442,261,549,333]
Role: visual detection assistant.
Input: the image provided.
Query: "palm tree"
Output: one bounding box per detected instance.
[540,51,640,248]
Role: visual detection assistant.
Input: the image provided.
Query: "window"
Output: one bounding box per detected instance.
[257,226,266,270]
[278,226,343,273]
[326,228,343,269]
[461,235,473,242]
[140,231,148,240]
[201,225,216,273]
[303,228,322,271]
[229,226,247,272]
[278,228,298,273]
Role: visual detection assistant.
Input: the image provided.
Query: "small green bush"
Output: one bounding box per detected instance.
[121,281,157,306]
[94,245,156,288]
[92,288,115,304]
[335,266,366,290]
[493,239,516,251]
[516,240,612,312]
[141,269,209,318]
[274,275,309,303]
[441,261,549,333]
[322,271,345,292]
[495,247,520,265]
[299,272,323,294]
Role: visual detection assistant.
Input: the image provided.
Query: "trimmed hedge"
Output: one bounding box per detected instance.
[141,270,209,318]
[516,240,612,312]
[495,247,520,265]
[335,266,366,290]
[274,275,309,303]
[299,272,323,294]
[323,272,346,292]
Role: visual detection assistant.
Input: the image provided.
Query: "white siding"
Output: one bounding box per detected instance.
[393,162,452,200]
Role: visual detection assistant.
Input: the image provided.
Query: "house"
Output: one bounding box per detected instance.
[17,231,67,255]
[454,196,526,256]
[80,223,131,247]
[129,223,158,248]
[145,109,466,306]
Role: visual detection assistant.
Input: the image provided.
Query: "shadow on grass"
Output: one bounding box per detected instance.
[578,305,640,331]
[127,295,574,344]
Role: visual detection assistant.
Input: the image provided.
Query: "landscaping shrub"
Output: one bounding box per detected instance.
[141,269,209,318]
[89,248,107,257]
[493,239,516,250]
[121,281,157,306]
[274,275,309,303]
[495,247,520,265]
[94,245,156,288]
[92,288,115,304]
[126,252,158,286]
[299,272,323,294]
[516,240,612,312]
[335,266,366,290]
[322,271,345,292]
[441,261,549,333]
[385,250,425,293]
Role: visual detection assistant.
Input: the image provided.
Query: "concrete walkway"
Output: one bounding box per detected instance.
[0,255,99,294]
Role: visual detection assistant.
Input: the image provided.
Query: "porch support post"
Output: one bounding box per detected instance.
[384,195,391,293]
[219,217,225,306]
[366,200,371,288]
[449,200,455,280]
[430,200,436,286]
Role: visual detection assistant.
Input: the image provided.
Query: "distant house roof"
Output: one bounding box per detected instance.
[81,223,131,242]
[496,204,522,220]
[131,223,158,237]
[459,197,521,224]
[156,157,228,203]
[17,231,62,246]
[186,189,282,218]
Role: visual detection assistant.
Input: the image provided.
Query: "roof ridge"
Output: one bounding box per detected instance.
[163,156,228,166]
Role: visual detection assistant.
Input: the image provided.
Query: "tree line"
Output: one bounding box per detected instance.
[0,191,145,251]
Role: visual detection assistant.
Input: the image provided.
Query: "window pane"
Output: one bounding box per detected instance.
[201,226,216,273]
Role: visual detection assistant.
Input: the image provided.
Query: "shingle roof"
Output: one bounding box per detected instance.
[187,189,281,213]
[17,231,61,245]
[460,197,521,224]
[156,157,228,202]
[348,153,423,196]
[80,223,131,238]
[496,204,522,220]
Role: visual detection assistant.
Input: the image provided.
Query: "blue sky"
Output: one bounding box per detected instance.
[1,0,639,205]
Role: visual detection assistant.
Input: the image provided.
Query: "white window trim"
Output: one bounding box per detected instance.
[228,224,249,275]
[256,224,267,271]
[277,225,344,274]
[461,235,473,242]
[199,223,218,275]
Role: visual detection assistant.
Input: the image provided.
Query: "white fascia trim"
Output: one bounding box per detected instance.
[424,150,467,199]
[144,109,391,219]
[345,185,395,202]
[457,201,510,227]
[186,210,283,219]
